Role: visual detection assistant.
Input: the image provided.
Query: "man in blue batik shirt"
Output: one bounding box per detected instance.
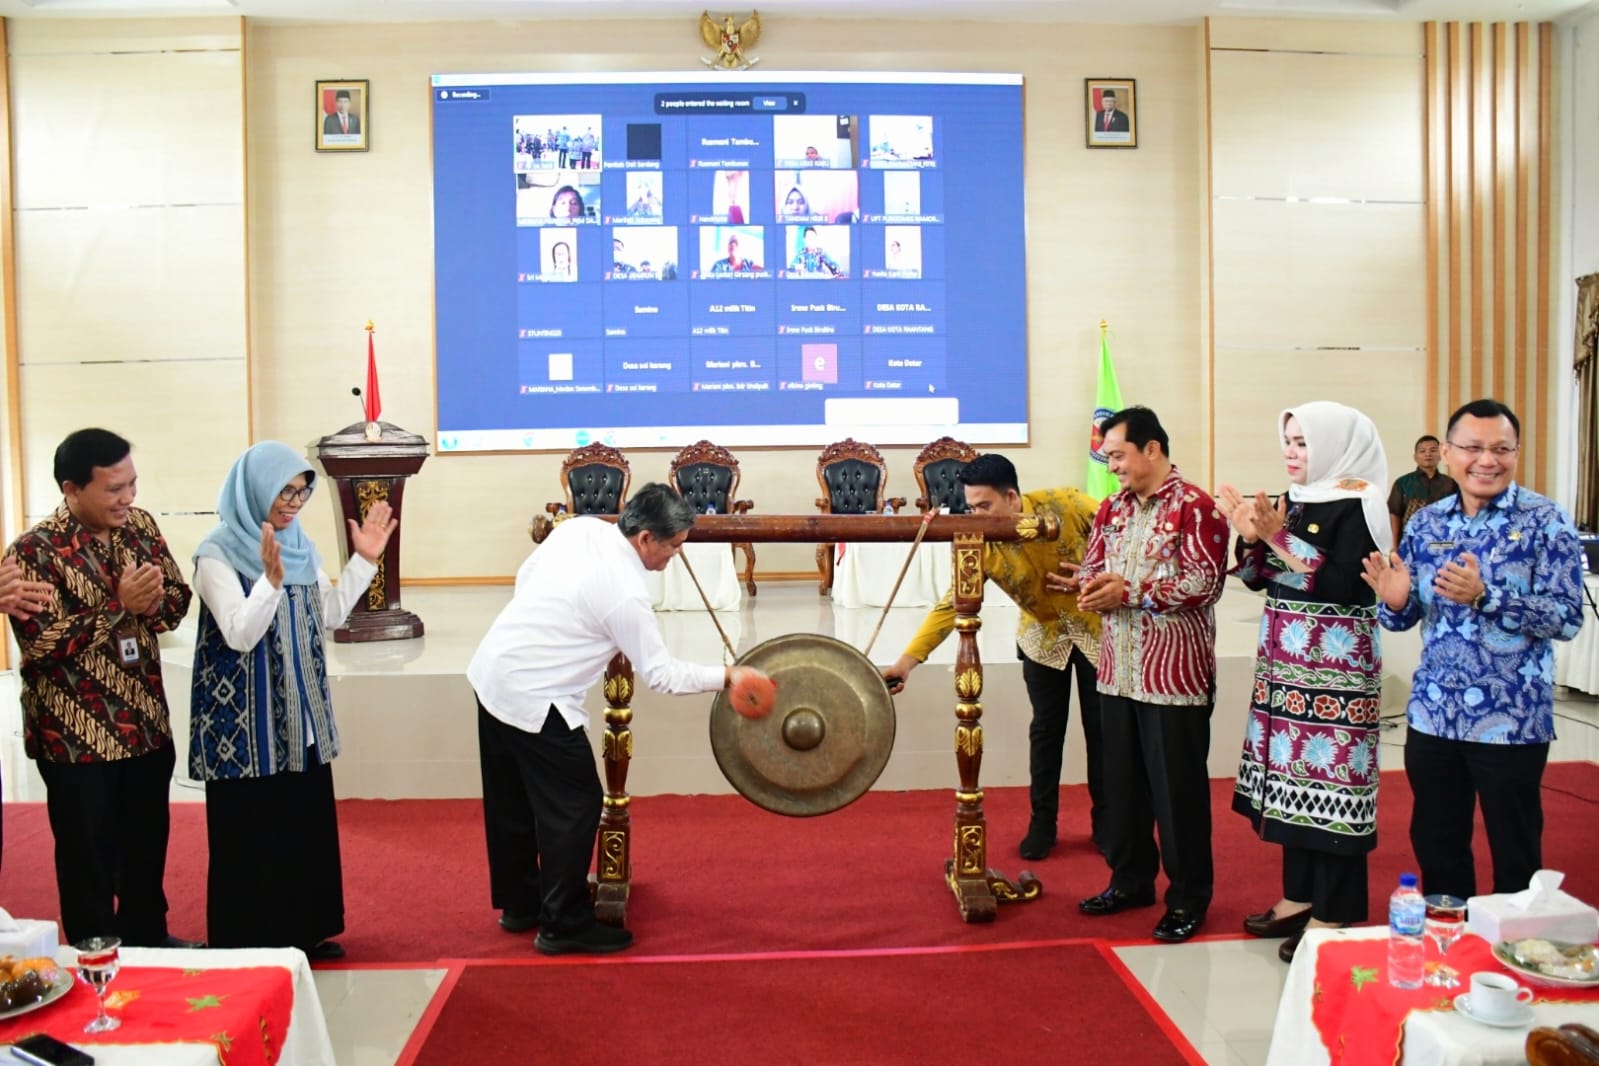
[1362,398,1584,900]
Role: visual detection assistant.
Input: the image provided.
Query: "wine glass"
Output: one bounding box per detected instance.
[1423,894,1468,988]
[74,936,122,1033]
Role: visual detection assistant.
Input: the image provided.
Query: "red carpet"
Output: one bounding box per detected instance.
[399,941,1204,1066]
[2,763,1598,964]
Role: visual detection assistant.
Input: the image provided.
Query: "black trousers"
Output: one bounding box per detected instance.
[1282,846,1368,924]
[1405,728,1549,899]
[1098,694,1214,913]
[1021,647,1104,844]
[205,758,344,951]
[477,698,602,936]
[37,744,176,947]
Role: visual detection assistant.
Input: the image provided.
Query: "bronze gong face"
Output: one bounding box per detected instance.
[709,633,896,817]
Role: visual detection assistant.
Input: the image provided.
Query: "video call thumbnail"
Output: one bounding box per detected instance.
[867,115,935,167]
[609,227,679,280]
[782,225,851,279]
[882,225,922,278]
[625,172,663,219]
[697,225,768,277]
[695,169,752,224]
[772,114,858,169]
[775,170,859,224]
[626,122,662,162]
[880,171,921,216]
[514,113,604,172]
[539,229,578,281]
[517,168,602,226]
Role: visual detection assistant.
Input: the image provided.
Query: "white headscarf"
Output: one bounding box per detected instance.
[1280,401,1392,555]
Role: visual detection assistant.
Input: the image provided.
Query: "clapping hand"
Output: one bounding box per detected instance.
[1434,552,1485,606]
[259,522,284,588]
[1360,550,1412,610]
[1043,560,1083,594]
[0,555,54,620]
[1076,572,1128,613]
[1215,485,1259,542]
[117,562,164,616]
[350,500,398,563]
[1251,493,1288,541]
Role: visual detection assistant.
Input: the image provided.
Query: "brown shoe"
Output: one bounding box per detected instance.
[1278,930,1305,963]
[1243,905,1312,939]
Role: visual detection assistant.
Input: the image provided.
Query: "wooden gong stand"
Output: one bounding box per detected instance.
[531,512,1061,926]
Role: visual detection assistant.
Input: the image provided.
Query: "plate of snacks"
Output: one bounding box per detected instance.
[1493,938,1599,989]
[0,955,73,1018]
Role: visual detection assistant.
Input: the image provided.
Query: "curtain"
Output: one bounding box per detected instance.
[1576,272,1599,531]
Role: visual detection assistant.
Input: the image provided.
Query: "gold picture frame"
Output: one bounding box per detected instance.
[316,79,369,153]
[1085,78,1136,149]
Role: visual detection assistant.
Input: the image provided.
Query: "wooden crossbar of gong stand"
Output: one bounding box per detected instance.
[532,511,1061,925]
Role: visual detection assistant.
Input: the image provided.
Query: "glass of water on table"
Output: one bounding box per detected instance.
[1423,894,1468,988]
[74,936,122,1033]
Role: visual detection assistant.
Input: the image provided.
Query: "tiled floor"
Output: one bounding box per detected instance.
[5,580,1597,1063]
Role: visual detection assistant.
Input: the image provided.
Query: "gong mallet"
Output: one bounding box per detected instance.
[861,508,937,661]
[677,548,777,718]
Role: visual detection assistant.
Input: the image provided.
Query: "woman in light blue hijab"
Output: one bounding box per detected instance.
[190,441,396,960]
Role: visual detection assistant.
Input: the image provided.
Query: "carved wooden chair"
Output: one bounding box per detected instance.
[545,443,631,518]
[813,438,906,595]
[669,440,757,597]
[913,436,978,515]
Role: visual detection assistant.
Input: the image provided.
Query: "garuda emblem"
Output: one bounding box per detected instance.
[700,10,762,70]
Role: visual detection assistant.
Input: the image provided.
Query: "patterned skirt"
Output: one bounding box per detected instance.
[1232,597,1383,855]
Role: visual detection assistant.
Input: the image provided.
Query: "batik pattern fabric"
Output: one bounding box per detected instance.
[190,575,340,780]
[7,504,192,763]
[1231,498,1383,853]
[1379,482,1585,744]
[1078,467,1229,706]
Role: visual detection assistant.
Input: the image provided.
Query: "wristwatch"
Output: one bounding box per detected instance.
[1471,587,1487,610]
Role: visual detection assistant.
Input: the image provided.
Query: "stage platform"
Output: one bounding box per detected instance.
[1,579,1428,803]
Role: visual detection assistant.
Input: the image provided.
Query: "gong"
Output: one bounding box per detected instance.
[709,633,896,817]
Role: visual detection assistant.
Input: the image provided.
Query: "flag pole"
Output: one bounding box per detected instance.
[363,320,381,442]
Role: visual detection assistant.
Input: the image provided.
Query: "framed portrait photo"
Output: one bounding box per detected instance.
[1085,78,1136,149]
[316,79,369,152]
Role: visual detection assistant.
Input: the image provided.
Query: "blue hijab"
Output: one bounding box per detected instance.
[194,441,323,586]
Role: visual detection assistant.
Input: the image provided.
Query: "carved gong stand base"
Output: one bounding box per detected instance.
[540,513,1060,927]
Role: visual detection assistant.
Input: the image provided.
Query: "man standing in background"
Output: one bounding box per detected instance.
[1387,434,1455,546]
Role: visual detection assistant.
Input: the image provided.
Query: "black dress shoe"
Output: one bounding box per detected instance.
[162,935,206,950]
[307,940,346,961]
[534,923,633,956]
[1278,930,1305,963]
[1078,886,1157,916]
[498,911,540,933]
[1243,906,1313,939]
[1018,822,1057,861]
[1152,908,1206,943]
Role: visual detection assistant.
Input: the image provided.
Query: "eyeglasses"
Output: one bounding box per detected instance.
[1446,442,1519,460]
[277,485,313,504]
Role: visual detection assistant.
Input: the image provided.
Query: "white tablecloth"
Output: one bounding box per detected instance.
[1555,575,1599,694]
[1,946,336,1065]
[644,541,742,612]
[1266,926,1599,1066]
[831,542,1004,609]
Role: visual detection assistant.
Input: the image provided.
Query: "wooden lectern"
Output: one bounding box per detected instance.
[314,421,429,642]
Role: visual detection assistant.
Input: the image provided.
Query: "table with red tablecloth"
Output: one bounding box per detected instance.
[1266,926,1599,1066]
[0,946,335,1066]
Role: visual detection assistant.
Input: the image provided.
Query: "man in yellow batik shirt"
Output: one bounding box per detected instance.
[882,454,1102,861]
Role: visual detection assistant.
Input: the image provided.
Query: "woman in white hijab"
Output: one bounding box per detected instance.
[1218,401,1390,963]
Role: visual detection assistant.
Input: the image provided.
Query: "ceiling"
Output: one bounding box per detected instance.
[0,0,1594,25]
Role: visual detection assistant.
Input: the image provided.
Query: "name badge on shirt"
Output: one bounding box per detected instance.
[115,627,140,666]
[1428,541,1457,552]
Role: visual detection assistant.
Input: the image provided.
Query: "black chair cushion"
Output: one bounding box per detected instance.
[823,458,882,514]
[921,458,969,514]
[676,463,733,514]
[568,463,626,515]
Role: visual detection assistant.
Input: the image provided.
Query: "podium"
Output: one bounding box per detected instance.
[314,421,429,642]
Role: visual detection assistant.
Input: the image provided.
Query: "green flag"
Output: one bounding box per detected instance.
[1086,328,1123,500]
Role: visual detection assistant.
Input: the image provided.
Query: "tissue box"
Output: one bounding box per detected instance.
[0,919,59,961]
[1468,886,1599,945]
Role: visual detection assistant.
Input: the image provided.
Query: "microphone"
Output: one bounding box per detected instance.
[351,386,366,422]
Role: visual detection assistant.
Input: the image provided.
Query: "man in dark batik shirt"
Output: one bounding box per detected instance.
[7,428,195,946]
[1387,434,1456,546]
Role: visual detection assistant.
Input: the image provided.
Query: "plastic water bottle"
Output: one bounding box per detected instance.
[883,501,896,515]
[705,503,716,515]
[1388,872,1426,988]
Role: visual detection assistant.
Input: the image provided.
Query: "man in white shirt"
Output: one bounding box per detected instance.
[468,483,768,955]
